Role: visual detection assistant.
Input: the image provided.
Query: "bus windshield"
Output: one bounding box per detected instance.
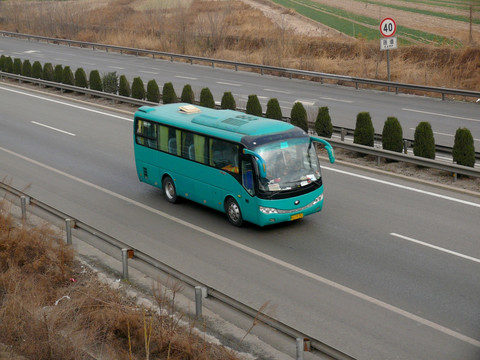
[254,137,321,193]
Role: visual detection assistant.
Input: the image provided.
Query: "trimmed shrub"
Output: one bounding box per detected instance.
[180,84,194,104]
[199,87,215,108]
[119,75,131,97]
[32,61,43,79]
[382,116,403,152]
[246,95,262,116]
[75,68,88,88]
[43,63,54,81]
[353,112,374,147]
[162,82,176,104]
[315,106,333,138]
[413,121,435,159]
[89,70,102,91]
[452,127,475,167]
[265,98,282,120]
[21,59,32,77]
[0,55,5,71]
[221,91,236,110]
[54,64,63,83]
[147,80,161,103]
[62,66,74,85]
[13,58,22,75]
[3,56,13,73]
[132,77,145,100]
[102,71,118,94]
[290,102,308,132]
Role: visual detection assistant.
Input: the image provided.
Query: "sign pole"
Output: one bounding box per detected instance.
[387,49,390,82]
[379,17,396,84]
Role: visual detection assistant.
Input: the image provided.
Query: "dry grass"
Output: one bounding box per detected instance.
[0,199,242,360]
[0,0,479,93]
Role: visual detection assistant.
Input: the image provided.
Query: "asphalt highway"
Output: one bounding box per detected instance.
[0,83,479,359]
[1,35,479,151]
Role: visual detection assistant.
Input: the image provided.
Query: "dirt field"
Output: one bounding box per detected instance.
[241,0,480,43]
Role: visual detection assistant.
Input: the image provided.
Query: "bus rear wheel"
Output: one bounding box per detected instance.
[225,198,243,227]
[162,176,177,203]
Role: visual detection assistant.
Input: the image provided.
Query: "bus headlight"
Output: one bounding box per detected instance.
[259,206,278,214]
[312,194,324,205]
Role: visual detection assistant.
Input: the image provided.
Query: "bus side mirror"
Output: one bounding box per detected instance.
[243,149,267,178]
[311,137,335,164]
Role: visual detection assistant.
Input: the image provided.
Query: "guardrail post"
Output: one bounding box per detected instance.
[403,140,408,154]
[195,286,204,317]
[453,172,457,182]
[121,248,129,280]
[20,196,30,221]
[65,219,75,245]
[341,128,346,141]
[296,338,304,360]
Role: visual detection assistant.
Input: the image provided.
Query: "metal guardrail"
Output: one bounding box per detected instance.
[0,181,355,360]
[1,71,478,178]
[327,138,480,178]
[2,30,480,101]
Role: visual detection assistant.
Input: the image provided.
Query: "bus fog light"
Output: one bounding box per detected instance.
[260,206,278,214]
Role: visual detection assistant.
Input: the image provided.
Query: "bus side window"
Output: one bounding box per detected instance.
[193,134,207,164]
[210,139,239,173]
[182,132,194,160]
[136,119,157,148]
[168,128,181,155]
[158,125,169,152]
[242,158,255,196]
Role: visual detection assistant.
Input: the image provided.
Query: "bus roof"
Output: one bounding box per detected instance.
[134,103,300,143]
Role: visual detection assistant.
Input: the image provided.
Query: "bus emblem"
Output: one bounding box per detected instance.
[294,200,300,205]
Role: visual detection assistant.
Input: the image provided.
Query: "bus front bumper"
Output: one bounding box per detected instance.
[257,194,324,227]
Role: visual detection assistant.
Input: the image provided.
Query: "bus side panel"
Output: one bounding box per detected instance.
[135,147,259,223]
[136,160,162,188]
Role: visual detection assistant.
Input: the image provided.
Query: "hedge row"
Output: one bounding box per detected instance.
[0,55,475,167]
[352,112,475,167]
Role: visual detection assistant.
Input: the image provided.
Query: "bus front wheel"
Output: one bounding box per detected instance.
[162,176,177,203]
[225,198,243,227]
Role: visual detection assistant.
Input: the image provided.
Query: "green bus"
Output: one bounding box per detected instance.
[133,103,335,227]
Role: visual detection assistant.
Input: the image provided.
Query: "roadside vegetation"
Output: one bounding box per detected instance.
[0,199,242,360]
[0,0,479,91]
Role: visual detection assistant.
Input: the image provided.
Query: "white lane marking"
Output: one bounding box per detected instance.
[109,66,124,70]
[391,233,480,264]
[319,97,353,103]
[323,166,480,208]
[403,108,480,123]
[263,88,291,94]
[176,75,197,80]
[0,146,479,347]
[24,50,39,54]
[295,99,315,106]
[0,86,132,122]
[139,70,158,75]
[31,121,76,136]
[54,58,69,62]
[217,81,241,87]
[408,128,480,142]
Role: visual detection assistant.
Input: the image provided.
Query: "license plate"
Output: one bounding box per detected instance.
[290,213,303,221]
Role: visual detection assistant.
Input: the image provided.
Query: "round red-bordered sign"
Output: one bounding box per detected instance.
[380,18,396,37]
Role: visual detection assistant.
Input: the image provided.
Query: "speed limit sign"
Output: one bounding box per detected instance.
[380,18,396,37]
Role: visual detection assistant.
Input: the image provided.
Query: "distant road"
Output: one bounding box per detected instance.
[1,82,479,359]
[1,36,479,151]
